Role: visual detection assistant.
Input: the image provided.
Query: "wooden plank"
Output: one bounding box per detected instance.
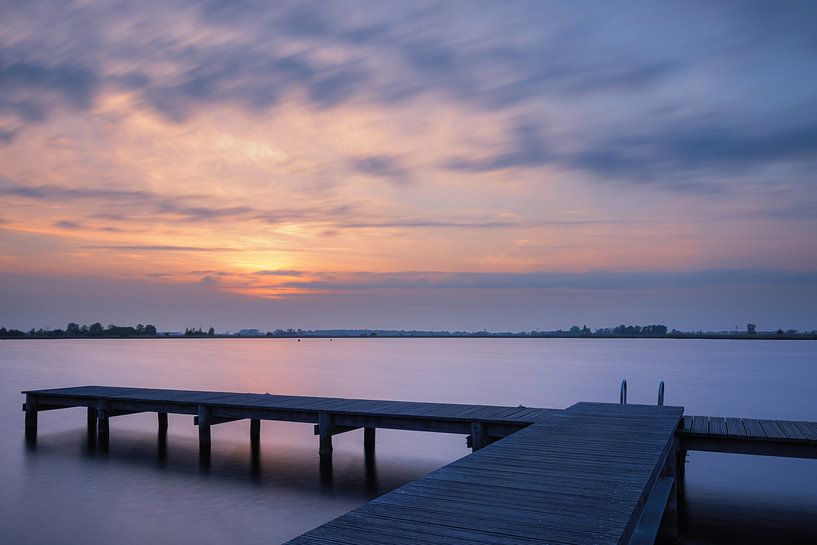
[759,420,788,440]
[725,417,747,437]
[742,418,767,439]
[776,420,807,440]
[691,416,709,434]
[708,416,727,436]
[794,421,817,441]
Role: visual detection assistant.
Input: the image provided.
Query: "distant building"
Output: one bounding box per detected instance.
[238,328,262,336]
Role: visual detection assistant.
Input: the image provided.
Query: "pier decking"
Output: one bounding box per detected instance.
[20,385,817,544]
[21,386,553,455]
[680,414,817,458]
[287,402,683,545]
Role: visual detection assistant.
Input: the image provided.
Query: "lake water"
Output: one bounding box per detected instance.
[1,338,816,544]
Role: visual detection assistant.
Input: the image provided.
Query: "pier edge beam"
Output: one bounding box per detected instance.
[24,395,38,439]
[364,427,376,456]
[97,400,110,440]
[197,405,211,454]
[250,418,261,447]
[318,412,333,458]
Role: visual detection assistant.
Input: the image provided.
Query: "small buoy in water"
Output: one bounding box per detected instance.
[297,339,300,342]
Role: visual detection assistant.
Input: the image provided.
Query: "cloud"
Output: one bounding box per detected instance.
[253,270,304,276]
[0,176,356,227]
[53,219,82,229]
[143,43,369,121]
[270,269,817,292]
[444,113,817,193]
[336,217,646,230]
[0,128,17,143]
[0,56,99,123]
[445,121,551,172]
[0,1,682,132]
[0,176,155,202]
[82,245,231,252]
[566,118,817,182]
[3,173,663,232]
[351,155,411,185]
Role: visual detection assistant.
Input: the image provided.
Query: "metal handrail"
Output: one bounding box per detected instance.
[620,379,627,404]
[657,381,665,406]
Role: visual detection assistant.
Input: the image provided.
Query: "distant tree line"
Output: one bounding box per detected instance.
[262,325,671,338]
[184,327,215,336]
[607,324,668,336]
[0,322,158,338]
[2,323,814,339]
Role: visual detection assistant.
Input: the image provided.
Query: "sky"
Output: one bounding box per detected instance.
[1,0,816,332]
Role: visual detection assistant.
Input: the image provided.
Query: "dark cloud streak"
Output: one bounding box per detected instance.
[270,269,817,292]
[82,245,231,252]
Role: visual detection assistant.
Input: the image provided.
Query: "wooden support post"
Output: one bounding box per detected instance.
[197,405,211,454]
[24,395,38,440]
[676,448,686,497]
[470,422,487,452]
[158,412,168,434]
[156,411,168,442]
[250,418,261,447]
[87,407,98,435]
[364,427,376,456]
[658,441,680,544]
[318,412,333,458]
[97,401,110,441]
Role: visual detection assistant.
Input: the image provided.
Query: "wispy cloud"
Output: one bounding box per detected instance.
[53,219,82,230]
[2,175,656,231]
[273,269,817,291]
[253,270,305,276]
[191,268,817,293]
[0,56,98,125]
[445,114,817,194]
[83,245,231,252]
[351,155,411,185]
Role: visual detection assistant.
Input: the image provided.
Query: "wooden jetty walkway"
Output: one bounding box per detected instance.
[680,414,817,458]
[21,386,553,455]
[20,385,817,544]
[286,402,684,545]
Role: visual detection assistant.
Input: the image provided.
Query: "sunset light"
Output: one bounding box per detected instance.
[2,1,816,331]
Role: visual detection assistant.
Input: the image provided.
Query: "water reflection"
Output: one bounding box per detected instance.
[20,426,403,500]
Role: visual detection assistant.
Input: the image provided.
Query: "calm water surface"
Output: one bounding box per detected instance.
[1,338,816,544]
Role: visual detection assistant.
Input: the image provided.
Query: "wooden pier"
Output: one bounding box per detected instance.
[287,402,684,545]
[680,414,817,458]
[21,386,552,455]
[20,385,817,544]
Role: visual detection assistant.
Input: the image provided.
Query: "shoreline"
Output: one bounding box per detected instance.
[3,334,816,341]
